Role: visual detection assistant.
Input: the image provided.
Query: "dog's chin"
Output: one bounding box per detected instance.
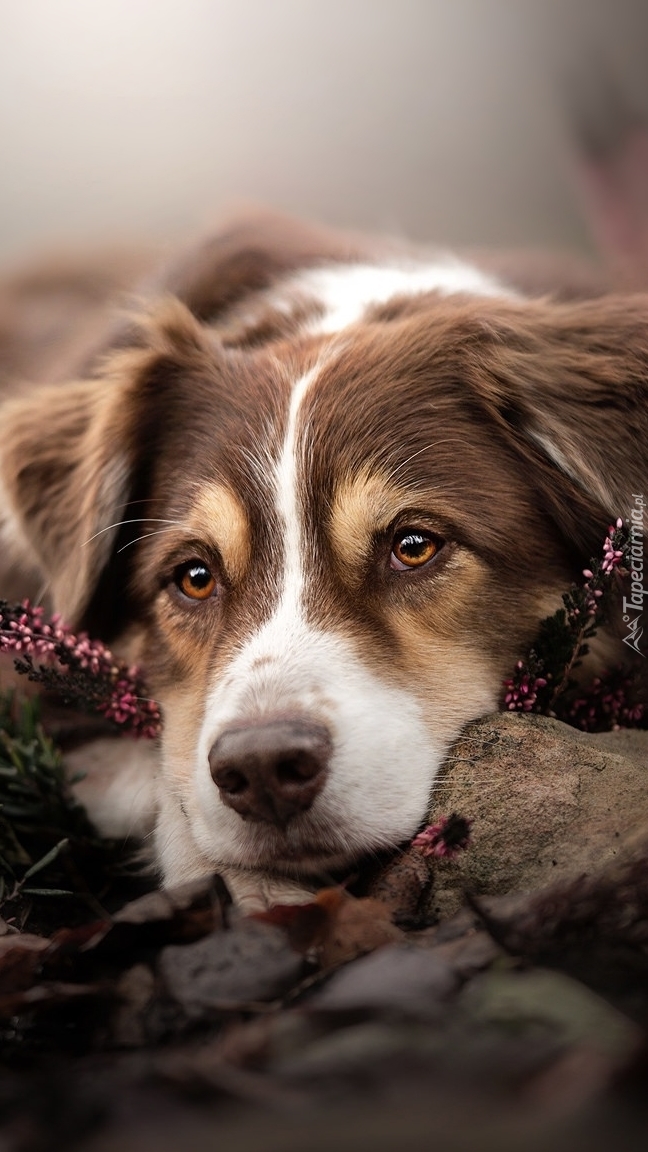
[232,826,361,876]
[210,811,398,877]
[251,841,362,876]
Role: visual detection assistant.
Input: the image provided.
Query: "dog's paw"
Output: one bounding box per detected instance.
[65,737,159,839]
[219,867,317,912]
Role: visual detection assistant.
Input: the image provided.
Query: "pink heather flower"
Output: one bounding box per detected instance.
[502,672,547,712]
[566,668,645,733]
[502,521,642,735]
[601,531,625,574]
[0,599,161,738]
[412,813,472,859]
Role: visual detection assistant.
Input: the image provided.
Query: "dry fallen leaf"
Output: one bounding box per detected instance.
[0,932,51,998]
[312,889,405,969]
[253,886,405,969]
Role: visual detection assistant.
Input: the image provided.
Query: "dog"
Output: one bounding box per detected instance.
[0,209,646,908]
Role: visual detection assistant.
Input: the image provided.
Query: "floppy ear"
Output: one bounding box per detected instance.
[77,208,372,373]
[466,293,648,553]
[0,298,214,632]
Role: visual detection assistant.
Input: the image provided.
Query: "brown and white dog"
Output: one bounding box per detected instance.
[0,210,646,907]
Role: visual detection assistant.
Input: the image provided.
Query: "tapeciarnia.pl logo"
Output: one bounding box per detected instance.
[622,494,645,656]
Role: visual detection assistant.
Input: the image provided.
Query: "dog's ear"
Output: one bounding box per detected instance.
[80,209,373,372]
[465,293,648,554]
[0,298,214,632]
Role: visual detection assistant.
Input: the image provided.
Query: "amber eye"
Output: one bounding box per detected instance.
[175,561,217,601]
[390,529,442,571]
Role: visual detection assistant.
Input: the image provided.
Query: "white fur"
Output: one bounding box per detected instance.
[272,365,318,619]
[272,259,514,336]
[527,429,577,481]
[168,624,443,879]
[66,737,158,839]
[528,428,615,514]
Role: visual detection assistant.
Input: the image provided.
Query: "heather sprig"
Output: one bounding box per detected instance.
[503,520,645,732]
[563,667,645,731]
[546,518,628,709]
[412,813,472,859]
[502,653,547,714]
[0,601,161,738]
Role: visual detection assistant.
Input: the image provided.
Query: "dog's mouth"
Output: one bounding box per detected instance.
[233,828,407,895]
[267,847,358,875]
[226,809,366,875]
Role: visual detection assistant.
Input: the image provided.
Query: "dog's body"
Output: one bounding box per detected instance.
[0,211,646,907]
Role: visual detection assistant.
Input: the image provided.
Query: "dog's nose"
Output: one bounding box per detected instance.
[209,719,331,825]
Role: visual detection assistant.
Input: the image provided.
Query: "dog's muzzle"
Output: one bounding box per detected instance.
[208,718,331,826]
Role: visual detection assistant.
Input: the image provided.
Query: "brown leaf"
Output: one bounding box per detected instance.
[251,898,331,953]
[255,887,404,968]
[0,980,100,1018]
[308,942,457,1016]
[313,889,405,969]
[113,877,222,927]
[0,932,50,958]
[0,933,50,996]
[110,963,158,1048]
[428,930,502,981]
[39,879,224,981]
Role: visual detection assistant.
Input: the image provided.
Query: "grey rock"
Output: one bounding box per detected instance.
[424,712,648,919]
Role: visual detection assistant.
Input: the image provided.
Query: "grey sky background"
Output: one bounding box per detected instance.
[1,0,647,265]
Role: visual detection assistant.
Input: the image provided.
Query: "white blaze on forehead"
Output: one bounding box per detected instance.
[196,362,321,723]
[276,260,515,336]
[273,365,319,616]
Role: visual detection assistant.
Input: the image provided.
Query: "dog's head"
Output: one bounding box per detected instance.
[2,216,647,885]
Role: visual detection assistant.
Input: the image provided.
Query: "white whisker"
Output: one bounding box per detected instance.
[116,526,184,554]
[81,518,182,547]
[387,438,479,482]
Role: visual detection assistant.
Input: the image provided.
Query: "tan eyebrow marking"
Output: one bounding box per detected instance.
[329,470,411,583]
[330,468,464,584]
[186,483,250,582]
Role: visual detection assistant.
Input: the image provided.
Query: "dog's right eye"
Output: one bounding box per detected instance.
[174,561,218,601]
[390,529,442,571]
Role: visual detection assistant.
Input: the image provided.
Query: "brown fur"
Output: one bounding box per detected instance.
[1,217,646,676]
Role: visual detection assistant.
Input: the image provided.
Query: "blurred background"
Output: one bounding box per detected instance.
[1,0,647,268]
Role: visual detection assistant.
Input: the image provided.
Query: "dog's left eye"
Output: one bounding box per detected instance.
[174,561,218,600]
[390,529,442,571]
